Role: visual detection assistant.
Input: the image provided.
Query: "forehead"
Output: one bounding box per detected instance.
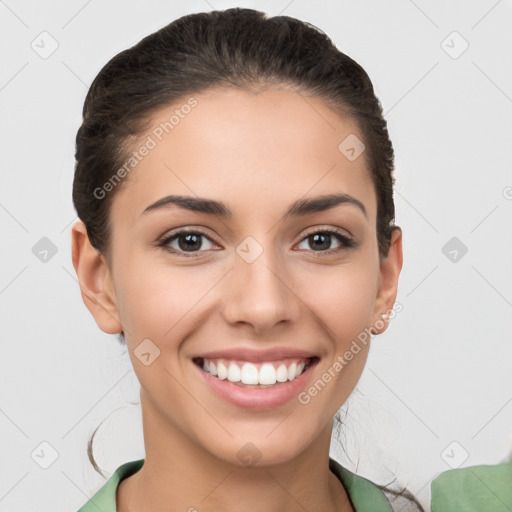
[110,86,376,224]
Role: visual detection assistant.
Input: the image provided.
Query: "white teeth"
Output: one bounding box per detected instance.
[287,362,297,381]
[228,362,241,382]
[240,363,259,384]
[200,358,311,385]
[217,362,228,380]
[259,363,277,385]
[276,364,288,382]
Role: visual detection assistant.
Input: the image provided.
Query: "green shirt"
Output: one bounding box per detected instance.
[431,460,512,512]
[76,458,394,511]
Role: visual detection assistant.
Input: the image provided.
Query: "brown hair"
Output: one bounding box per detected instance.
[73,8,421,510]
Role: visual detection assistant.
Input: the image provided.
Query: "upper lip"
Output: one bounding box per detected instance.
[193,347,319,363]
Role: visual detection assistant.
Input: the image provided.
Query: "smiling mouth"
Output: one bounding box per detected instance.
[192,356,320,388]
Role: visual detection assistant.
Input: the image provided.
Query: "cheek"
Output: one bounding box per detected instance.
[297,258,378,391]
[114,253,219,340]
[297,262,379,345]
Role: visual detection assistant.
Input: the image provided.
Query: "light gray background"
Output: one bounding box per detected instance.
[1,1,511,510]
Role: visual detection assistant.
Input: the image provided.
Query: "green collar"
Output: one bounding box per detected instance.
[77,458,393,512]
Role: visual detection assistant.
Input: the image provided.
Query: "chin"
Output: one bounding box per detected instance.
[198,424,319,469]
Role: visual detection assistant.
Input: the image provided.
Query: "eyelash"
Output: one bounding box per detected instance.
[157,227,356,258]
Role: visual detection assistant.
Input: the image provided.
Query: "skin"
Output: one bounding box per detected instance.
[72,85,403,512]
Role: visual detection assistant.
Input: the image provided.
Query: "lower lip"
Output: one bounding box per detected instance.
[193,359,319,410]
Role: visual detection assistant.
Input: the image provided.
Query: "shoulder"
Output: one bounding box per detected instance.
[329,458,394,511]
[431,459,512,511]
[76,459,145,512]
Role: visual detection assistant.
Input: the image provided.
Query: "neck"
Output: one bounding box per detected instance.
[117,391,354,512]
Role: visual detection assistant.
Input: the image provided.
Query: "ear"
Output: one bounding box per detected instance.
[371,227,403,335]
[71,221,122,334]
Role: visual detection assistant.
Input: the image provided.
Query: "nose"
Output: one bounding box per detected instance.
[221,243,301,335]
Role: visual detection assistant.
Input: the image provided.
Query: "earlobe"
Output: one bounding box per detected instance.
[371,227,403,335]
[71,221,123,334]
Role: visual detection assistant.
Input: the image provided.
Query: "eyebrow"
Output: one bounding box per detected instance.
[140,193,367,220]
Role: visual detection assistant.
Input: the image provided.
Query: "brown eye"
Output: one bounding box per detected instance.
[296,229,355,253]
[158,230,217,257]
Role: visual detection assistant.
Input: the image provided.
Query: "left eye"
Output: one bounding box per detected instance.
[296,230,355,253]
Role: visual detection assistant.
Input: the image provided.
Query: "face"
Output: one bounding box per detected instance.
[74,86,402,467]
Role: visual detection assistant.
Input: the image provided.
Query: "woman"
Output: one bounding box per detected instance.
[71,8,424,511]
